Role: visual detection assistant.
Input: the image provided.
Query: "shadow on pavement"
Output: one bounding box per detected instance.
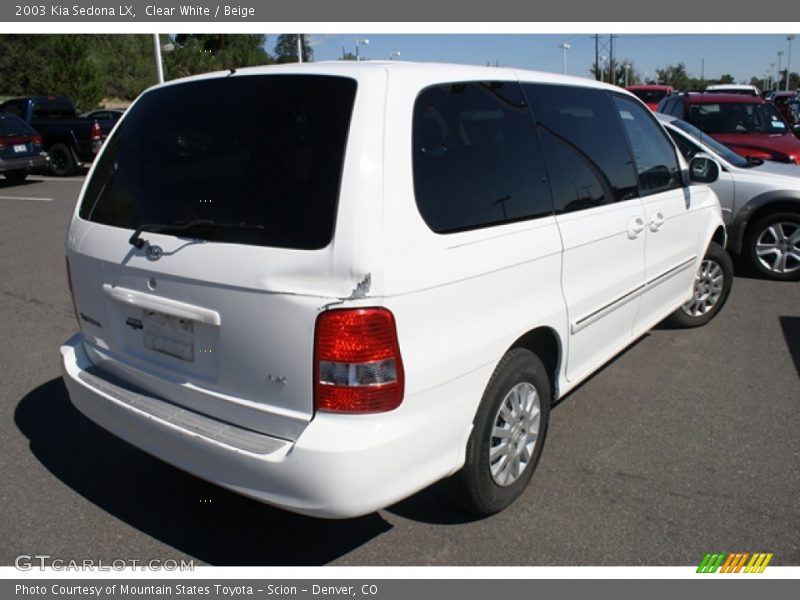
[14,378,392,565]
[780,316,800,379]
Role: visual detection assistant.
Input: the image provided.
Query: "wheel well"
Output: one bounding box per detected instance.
[741,200,800,248]
[510,327,561,404]
[712,225,726,249]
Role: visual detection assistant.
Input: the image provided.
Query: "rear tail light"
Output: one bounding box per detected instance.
[314,308,404,413]
[32,135,42,150]
[90,121,101,142]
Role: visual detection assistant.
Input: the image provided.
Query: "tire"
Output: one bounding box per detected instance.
[48,143,76,176]
[668,241,733,328]
[445,348,550,515]
[743,211,800,281]
[3,170,28,184]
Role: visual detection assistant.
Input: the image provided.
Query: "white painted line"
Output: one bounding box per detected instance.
[0,195,54,202]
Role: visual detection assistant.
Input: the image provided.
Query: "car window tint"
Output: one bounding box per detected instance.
[667,129,701,160]
[80,75,357,250]
[612,94,681,196]
[413,81,553,233]
[0,114,36,136]
[524,83,638,208]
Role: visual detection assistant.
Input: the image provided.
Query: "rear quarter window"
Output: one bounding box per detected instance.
[412,81,553,233]
[79,75,357,250]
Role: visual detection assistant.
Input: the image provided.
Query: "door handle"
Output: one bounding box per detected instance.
[649,212,665,232]
[627,217,645,239]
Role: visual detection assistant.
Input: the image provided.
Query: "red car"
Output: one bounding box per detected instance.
[657,92,800,163]
[625,84,674,110]
[767,91,799,127]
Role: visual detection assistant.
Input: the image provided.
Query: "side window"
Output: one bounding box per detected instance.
[524,83,638,212]
[666,129,701,161]
[665,98,683,118]
[612,95,682,195]
[412,81,553,233]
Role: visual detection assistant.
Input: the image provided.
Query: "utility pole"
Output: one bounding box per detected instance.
[609,34,615,86]
[559,42,571,75]
[594,34,599,81]
[787,35,796,91]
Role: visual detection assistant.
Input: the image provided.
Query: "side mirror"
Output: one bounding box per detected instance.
[688,154,720,184]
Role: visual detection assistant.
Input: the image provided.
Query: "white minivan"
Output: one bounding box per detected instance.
[61,62,731,518]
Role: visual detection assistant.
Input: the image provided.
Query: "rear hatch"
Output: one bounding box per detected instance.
[0,113,41,159]
[67,73,358,441]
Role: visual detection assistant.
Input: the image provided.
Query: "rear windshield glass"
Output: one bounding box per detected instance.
[0,113,37,136]
[79,75,357,250]
[629,89,668,104]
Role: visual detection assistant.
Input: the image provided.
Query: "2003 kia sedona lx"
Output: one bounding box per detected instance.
[61,62,731,518]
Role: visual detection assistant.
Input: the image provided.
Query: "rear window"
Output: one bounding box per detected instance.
[80,75,357,250]
[33,100,76,118]
[0,113,37,136]
[629,89,669,104]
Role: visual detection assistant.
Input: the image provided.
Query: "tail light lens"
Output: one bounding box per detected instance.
[314,308,404,413]
[90,121,101,141]
[32,135,42,150]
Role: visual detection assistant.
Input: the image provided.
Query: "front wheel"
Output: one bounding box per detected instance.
[444,348,550,515]
[667,241,733,328]
[744,212,800,281]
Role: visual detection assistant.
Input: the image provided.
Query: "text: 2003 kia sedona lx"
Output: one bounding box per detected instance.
[61,62,732,518]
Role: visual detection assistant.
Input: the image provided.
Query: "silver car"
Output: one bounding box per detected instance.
[658,113,800,281]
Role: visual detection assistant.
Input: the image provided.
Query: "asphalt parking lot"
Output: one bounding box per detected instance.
[0,174,798,567]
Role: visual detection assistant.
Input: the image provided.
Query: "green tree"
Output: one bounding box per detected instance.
[166,34,271,79]
[46,35,104,110]
[655,62,691,90]
[89,35,159,101]
[0,35,51,97]
[274,34,313,63]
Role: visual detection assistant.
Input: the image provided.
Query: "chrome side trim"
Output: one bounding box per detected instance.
[571,255,697,335]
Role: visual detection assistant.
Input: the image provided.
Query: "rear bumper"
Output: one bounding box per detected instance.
[0,153,49,173]
[61,333,481,518]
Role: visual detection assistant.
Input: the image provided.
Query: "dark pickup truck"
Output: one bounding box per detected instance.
[0,96,112,176]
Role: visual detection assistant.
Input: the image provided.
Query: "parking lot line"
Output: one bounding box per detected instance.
[0,195,54,202]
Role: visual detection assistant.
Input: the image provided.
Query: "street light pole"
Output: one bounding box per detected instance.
[356,38,369,62]
[778,51,783,90]
[153,33,164,84]
[559,42,570,75]
[788,35,796,92]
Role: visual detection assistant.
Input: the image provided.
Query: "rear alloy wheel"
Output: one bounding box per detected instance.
[745,212,800,281]
[48,143,76,177]
[668,242,733,328]
[444,348,550,515]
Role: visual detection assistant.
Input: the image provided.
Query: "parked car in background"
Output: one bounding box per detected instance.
[80,108,125,133]
[625,84,675,110]
[705,84,761,96]
[657,113,800,280]
[657,92,800,164]
[0,95,113,176]
[61,62,729,519]
[766,90,800,127]
[0,111,49,183]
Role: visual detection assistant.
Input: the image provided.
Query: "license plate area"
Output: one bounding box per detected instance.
[13,144,27,153]
[142,309,195,362]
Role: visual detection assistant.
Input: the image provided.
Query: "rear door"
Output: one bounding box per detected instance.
[524,84,645,383]
[68,74,359,441]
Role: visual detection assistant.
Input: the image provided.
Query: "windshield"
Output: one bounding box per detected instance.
[689,101,787,134]
[80,74,357,250]
[670,118,749,167]
[629,89,668,104]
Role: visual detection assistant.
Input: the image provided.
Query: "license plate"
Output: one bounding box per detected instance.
[142,310,195,362]
[13,144,26,153]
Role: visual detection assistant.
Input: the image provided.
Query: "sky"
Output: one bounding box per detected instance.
[298,33,799,87]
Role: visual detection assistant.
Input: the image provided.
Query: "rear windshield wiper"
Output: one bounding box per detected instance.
[129,219,264,249]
